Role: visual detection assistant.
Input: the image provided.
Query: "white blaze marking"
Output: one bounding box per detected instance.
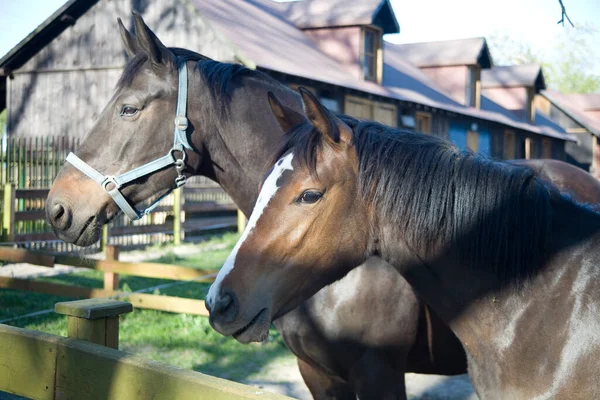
[206,153,294,308]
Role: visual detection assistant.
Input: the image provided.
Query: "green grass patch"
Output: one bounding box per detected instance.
[0,232,294,382]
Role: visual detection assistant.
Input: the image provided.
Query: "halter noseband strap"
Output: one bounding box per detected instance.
[66,59,193,221]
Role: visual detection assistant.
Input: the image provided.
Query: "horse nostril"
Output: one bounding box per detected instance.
[54,204,65,220]
[212,293,238,323]
[48,200,72,231]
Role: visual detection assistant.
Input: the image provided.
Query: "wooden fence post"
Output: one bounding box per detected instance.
[2,183,15,241]
[55,298,132,349]
[104,245,120,292]
[237,209,247,233]
[100,224,109,252]
[173,188,182,245]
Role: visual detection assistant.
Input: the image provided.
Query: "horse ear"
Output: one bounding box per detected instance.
[267,92,307,133]
[132,11,173,66]
[117,18,141,58]
[298,87,352,146]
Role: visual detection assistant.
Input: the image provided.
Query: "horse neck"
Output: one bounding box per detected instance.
[187,71,302,216]
[379,190,600,389]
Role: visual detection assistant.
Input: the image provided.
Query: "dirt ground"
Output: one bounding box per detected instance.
[244,354,477,399]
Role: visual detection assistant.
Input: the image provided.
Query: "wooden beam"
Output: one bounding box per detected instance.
[525,138,532,160]
[173,188,182,246]
[2,183,15,241]
[125,294,209,316]
[0,276,114,298]
[0,277,212,316]
[53,255,219,281]
[237,209,247,233]
[103,245,120,292]
[0,324,291,400]
[0,247,54,267]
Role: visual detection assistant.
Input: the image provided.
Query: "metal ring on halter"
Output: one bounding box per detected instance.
[170,146,187,164]
[102,176,120,192]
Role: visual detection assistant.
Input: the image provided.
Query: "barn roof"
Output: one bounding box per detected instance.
[390,38,493,69]
[542,90,600,137]
[253,0,400,34]
[482,64,546,91]
[0,0,572,142]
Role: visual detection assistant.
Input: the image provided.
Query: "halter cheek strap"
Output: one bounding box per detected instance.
[66,59,193,221]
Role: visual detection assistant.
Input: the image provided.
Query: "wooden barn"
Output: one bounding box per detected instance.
[0,0,574,162]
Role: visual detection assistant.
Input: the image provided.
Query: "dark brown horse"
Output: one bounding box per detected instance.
[47,15,600,400]
[207,88,600,399]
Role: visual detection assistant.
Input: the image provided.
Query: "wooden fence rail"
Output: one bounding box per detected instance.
[0,246,217,316]
[0,310,288,399]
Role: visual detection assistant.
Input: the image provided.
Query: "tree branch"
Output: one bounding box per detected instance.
[557,0,575,27]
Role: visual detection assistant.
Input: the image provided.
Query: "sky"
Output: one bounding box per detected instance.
[0,0,598,69]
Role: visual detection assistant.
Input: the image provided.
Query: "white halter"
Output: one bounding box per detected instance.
[66,59,193,220]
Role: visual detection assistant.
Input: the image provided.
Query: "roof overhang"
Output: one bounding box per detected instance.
[0,0,99,72]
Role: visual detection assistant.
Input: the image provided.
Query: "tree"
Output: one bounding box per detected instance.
[487,23,600,94]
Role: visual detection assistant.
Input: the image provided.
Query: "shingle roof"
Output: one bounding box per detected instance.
[390,38,493,68]
[542,90,600,137]
[253,0,400,34]
[549,92,600,111]
[482,64,546,91]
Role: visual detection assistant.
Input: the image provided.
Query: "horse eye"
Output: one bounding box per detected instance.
[298,190,323,204]
[121,106,139,116]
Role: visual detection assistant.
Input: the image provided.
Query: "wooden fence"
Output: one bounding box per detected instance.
[0,300,288,400]
[0,246,217,316]
[0,136,79,189]
[0,136,240,251]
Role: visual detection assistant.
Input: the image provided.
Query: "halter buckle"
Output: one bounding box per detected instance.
[174,116,188,131]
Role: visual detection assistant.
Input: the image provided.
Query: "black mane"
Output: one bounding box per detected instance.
[275,120,556,284]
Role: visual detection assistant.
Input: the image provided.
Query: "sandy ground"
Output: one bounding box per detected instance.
[1,244,478,399]
[243,354,477,399]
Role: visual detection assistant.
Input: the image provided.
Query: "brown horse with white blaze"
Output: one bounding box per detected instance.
[206,88,600,399]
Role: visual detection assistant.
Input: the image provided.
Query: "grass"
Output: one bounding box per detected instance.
[0,232,294,382]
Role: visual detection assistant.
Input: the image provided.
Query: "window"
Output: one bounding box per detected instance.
[541,138,552,159]
[415,112,432,134]
[467,131,479,152]
[362,27,380,82]
[504,130,515,159]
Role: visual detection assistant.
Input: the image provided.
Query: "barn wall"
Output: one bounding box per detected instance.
[448,119,491,156]
[8,0,237,139]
